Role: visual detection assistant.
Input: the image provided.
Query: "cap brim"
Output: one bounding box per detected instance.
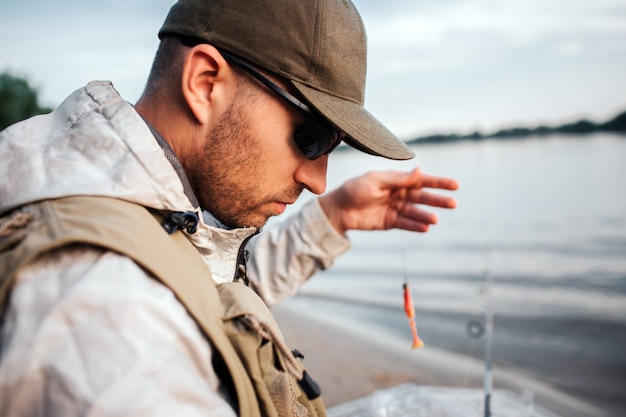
[291,81,415,161]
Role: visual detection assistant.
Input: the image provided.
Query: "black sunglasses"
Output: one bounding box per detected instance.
[218,49,344,160]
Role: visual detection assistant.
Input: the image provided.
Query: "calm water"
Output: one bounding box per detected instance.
[273,133,626,416]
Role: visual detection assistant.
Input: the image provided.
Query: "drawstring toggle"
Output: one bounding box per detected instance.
[161,211,199,235]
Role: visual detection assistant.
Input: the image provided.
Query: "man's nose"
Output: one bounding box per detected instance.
[294,154,328,195]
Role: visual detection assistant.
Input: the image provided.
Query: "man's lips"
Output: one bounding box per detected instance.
[273,200,295,215]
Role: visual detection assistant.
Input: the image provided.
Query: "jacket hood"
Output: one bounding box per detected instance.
[0,81,191,216]
[0,81,257,283]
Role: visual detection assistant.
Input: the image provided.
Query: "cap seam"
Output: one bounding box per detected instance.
[204,0,223,38]
[311,0,323,83]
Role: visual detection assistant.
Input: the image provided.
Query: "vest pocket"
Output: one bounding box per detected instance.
[218,282,325,417]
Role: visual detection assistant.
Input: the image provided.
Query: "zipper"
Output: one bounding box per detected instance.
[233,230,260,285]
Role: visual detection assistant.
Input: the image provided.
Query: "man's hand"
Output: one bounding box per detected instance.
[318,168,459,235]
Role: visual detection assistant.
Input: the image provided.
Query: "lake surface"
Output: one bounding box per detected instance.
[274,133,626,416]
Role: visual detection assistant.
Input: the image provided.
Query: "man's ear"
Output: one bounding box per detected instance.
[181,44,233,125]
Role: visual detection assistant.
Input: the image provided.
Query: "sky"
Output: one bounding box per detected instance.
[1,0,625,139]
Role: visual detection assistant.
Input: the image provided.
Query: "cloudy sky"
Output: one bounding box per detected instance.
[1,0,625,139]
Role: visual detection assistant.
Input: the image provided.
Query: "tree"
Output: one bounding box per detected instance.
[0,72,53,131]
[600,111,626,132]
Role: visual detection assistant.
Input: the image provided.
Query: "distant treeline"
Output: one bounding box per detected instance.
[407,110,626,145]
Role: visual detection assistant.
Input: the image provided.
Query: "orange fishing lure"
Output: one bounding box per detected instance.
[403,283,424,349]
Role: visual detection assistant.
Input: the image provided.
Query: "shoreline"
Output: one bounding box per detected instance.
[272,301,608,417]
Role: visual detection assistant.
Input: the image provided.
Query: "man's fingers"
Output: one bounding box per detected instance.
[421,174,460,191]
[400,205,439,225]
[397,220,431,233]
[373,169,420,189]
[369,169,459,194]
[407,190,458,209]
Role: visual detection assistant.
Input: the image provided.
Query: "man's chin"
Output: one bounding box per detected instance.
[222,202,292,229]
[229,213,272,230]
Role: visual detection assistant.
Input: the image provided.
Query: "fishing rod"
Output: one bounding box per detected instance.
[483,250,494,417]
[467,250,494,417]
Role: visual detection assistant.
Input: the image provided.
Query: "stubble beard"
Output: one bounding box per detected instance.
[190,96,303,229]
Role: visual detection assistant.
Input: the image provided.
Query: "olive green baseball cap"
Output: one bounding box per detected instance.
[158,0,415,160]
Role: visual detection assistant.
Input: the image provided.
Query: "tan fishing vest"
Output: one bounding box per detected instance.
[0,196,326,417]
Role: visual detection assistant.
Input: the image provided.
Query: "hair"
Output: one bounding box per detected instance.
[142,37,189,99]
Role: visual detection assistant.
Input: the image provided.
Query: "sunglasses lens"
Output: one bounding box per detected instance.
[293,119,341,160]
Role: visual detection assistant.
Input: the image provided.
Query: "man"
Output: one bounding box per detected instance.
[0,0,458,416]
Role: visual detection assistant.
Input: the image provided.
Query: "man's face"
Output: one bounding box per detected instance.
[188,83,329,229]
